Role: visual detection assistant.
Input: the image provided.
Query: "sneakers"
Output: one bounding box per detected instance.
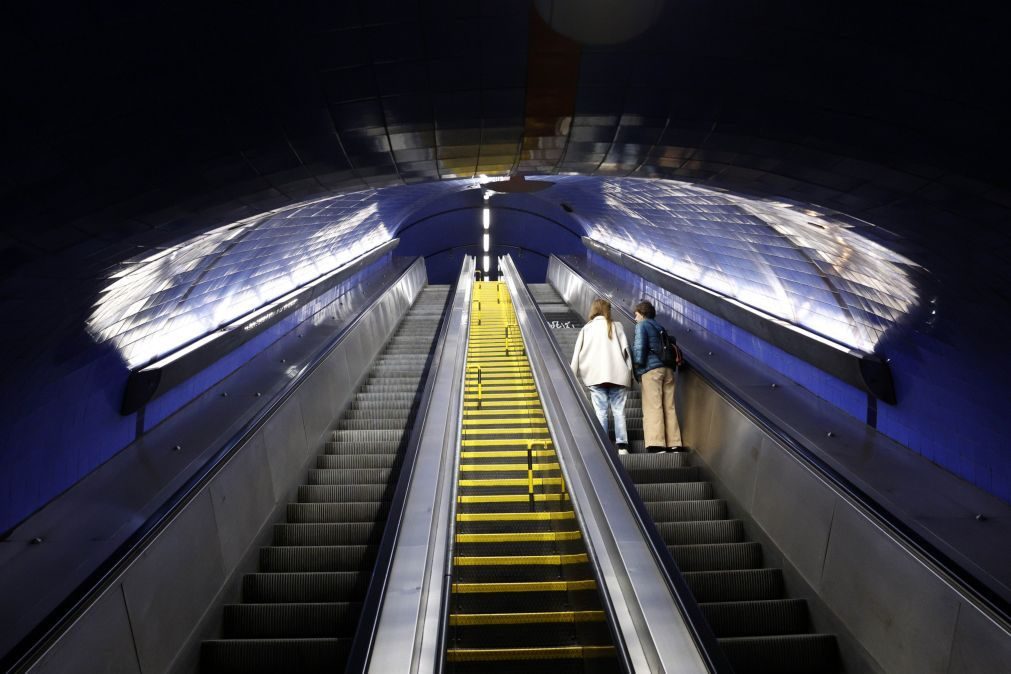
[615,442,629,455]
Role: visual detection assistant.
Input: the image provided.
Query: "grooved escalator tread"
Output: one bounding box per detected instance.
[448,282,615,673]
[531,281,839,674]
[222,602,362,638]
[201,638,352,674]
[719,634,839,674]
[201,285,450,673]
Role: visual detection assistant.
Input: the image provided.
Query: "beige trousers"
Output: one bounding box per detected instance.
[640,367,683,448]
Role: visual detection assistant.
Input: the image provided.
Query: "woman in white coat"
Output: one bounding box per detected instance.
[570,298,633,453]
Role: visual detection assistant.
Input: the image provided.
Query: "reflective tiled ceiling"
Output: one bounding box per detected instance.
[90,174,923,367]
[1,1,1008,377]
[89,180,472,368]
[539,176,921,352]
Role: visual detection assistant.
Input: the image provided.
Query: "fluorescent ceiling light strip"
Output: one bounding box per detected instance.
[483,234,490,252]
[482,208,490,229]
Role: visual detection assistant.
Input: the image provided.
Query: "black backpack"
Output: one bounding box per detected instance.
[653,324,684,370]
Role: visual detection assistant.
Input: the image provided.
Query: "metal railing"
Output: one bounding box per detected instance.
[551,253,1011,629]
[344,265,460,672]
[500,254,725,674]
[1,257,427,673]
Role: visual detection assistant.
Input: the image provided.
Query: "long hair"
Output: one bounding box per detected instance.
[588,298,614,339]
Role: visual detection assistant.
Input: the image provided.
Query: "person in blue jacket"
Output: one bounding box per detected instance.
[632,300,684,452]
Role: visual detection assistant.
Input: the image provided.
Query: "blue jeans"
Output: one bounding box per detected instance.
[589,385,628,444]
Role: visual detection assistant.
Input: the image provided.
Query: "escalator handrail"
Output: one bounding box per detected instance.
[502,257,733,674]
[1,256,427,674]
[551,254,1011,627]
[344,267,459,672]
[361,257,474,674]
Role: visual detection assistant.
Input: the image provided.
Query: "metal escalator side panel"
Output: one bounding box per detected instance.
[532,267,841,673]
[500,256,719,674]
[365,257,476,674]
[201,285,452,674]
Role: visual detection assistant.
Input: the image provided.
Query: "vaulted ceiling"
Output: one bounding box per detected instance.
[2,0,1009,379]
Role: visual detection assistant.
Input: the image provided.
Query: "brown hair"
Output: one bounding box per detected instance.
[634,300,656,319]
[589,298,614,339]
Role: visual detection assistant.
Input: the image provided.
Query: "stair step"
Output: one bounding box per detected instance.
[273,522,383,546]
[223,602,361,638]
[242,572,368,603]
[700,599,810,637]
[683,568,785,602]
[668,542,763,571]
[201,638,352,674]
[260,545,377,572]
[719,634,839,674]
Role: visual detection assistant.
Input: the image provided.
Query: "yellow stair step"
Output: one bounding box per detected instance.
[455,531,581,543]
[451,579,596,593]
[449,610,604,626]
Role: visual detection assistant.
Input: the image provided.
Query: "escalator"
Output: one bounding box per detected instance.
[528,283,839,674]
[445,281,619,673]
[201,285,450,673]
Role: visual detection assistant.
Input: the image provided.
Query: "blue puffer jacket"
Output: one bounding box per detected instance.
[633,318,668,378]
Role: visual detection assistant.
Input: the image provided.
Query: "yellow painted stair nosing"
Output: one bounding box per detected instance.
[456,511,574,522]
[448,610,604,626]
[455,530,581,543]
[457,477,562,486]
[457,493,569,503]
[445,645,616,662]
[459,462,560,472]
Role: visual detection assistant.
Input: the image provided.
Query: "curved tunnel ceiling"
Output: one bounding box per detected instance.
[89,176,924,368]
[2,1,1007,274]
[1,1,1007,383]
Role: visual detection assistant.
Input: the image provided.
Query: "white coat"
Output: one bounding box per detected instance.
[570,316,632,388]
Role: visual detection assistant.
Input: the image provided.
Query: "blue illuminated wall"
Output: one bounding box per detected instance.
[4,173,1006,536]
[0,254,398,534]
[578,250,1009,504]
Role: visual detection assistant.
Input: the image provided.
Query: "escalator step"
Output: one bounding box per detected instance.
[618,453,693,469]
[332,429,406,442]
[285,502,391,523]
[700,599,810,637]
[683,568,785,602]
[452,588,607,615]
[653,519,745,544]
[668,542,763,571]
[718,634,839,674]
[222,601,362,638]
[259,545,377,572]
[452,562,596,584]
[201,638,351,674]
[297,484,389,503]
[338,417,418,430]
[622,465,698,484]
[307,468,393,485]
[448,621,613,649]
[645,499,727,522]
[242,572,369,603]
[636,481,714,501]
[315,453,402,469]
[323,440,403,455]
[273,522,383,546]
